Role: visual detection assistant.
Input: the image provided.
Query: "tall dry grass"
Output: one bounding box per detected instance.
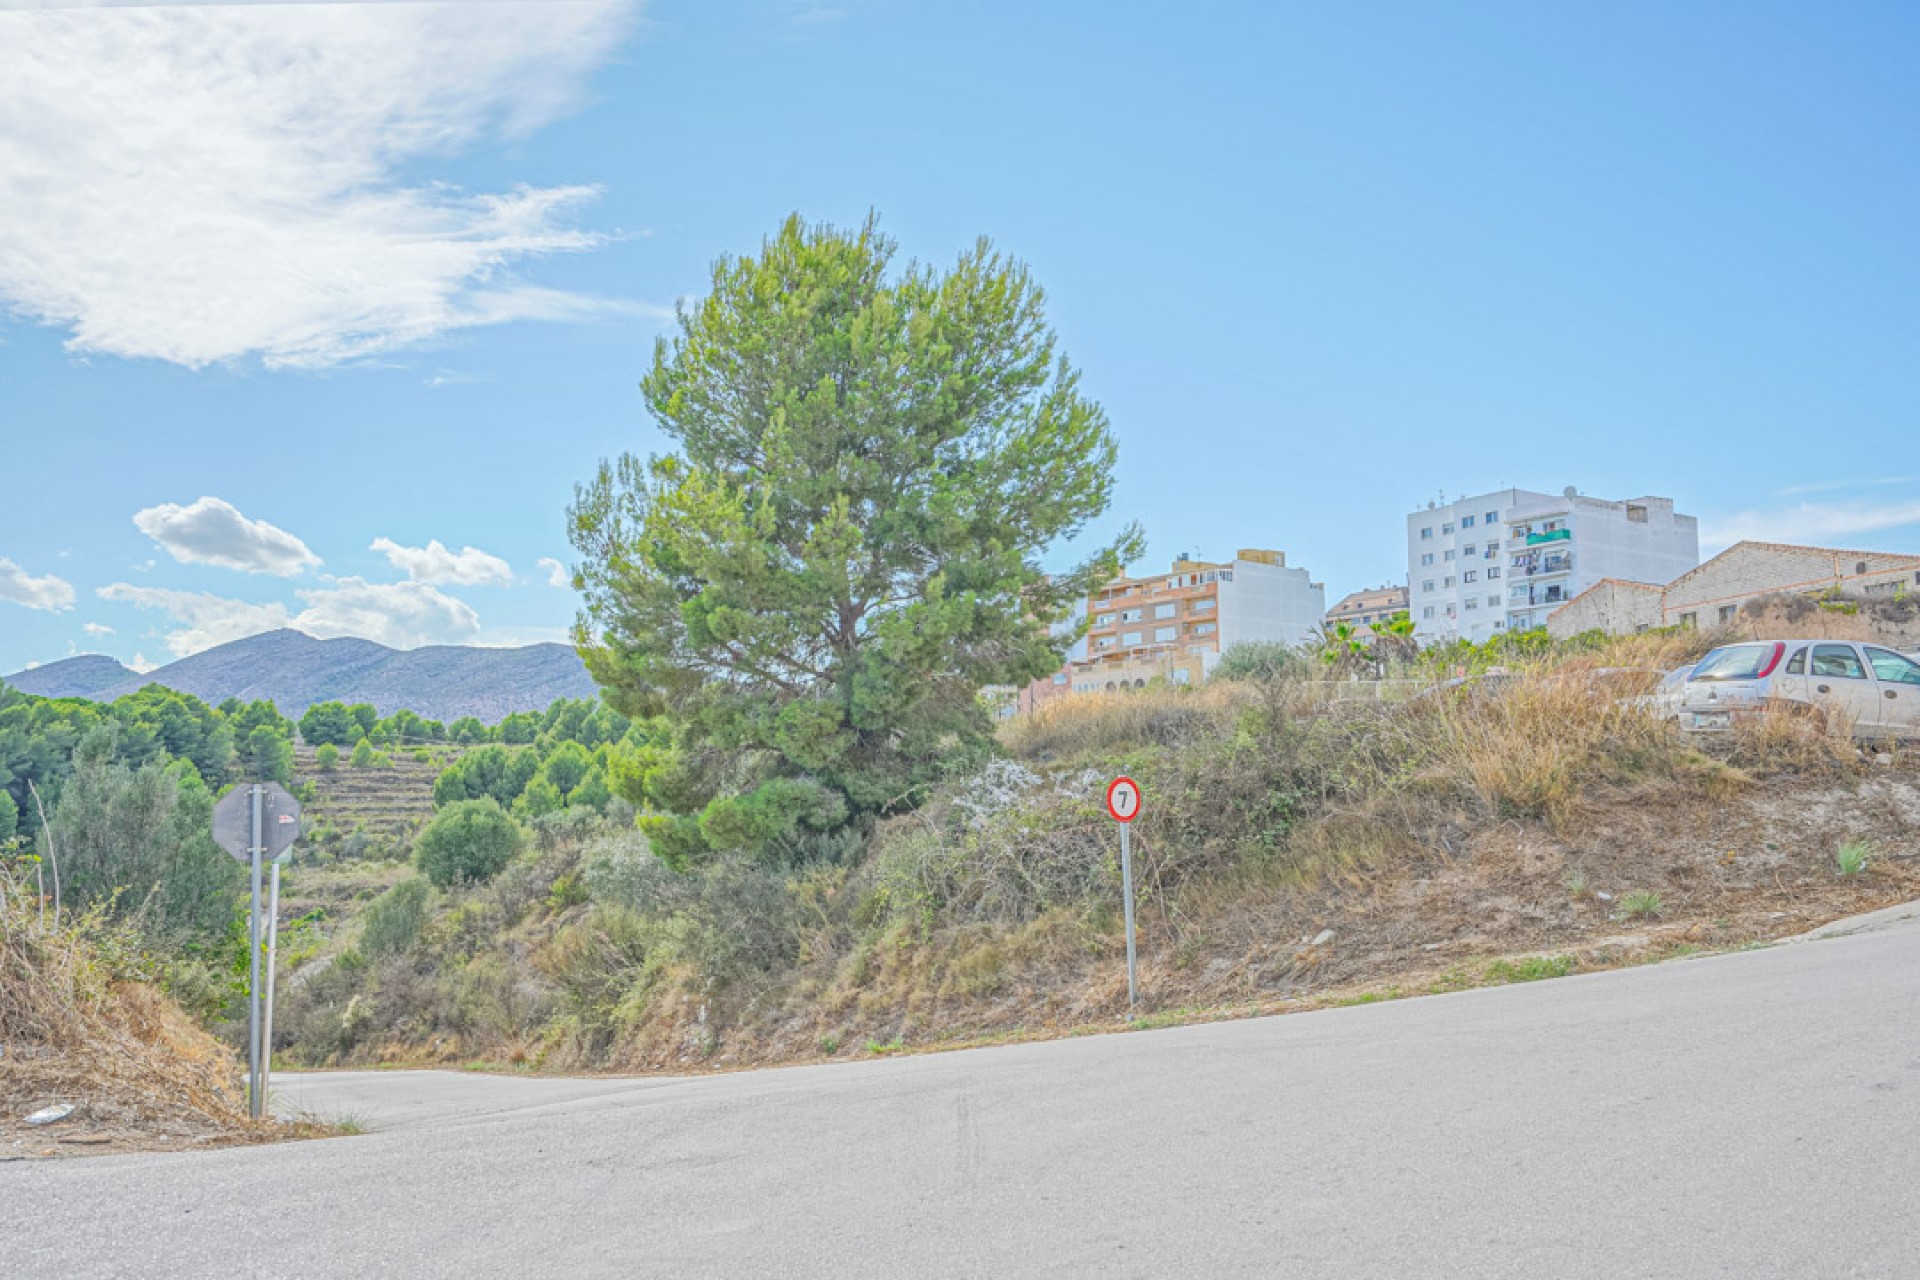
[0,858,253,1134]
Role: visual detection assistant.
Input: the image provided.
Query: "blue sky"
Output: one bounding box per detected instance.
[3,1,1918,676]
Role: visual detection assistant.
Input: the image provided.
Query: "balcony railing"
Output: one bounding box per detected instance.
[1524,528,1571,546]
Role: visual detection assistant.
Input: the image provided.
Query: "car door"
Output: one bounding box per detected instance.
[1863,646,1920,738]
[1806,643,1879,733]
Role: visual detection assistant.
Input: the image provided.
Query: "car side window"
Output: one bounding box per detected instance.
[1785,647,1806,675]
[1810,644,1867,679]
[1865,647,1920,686]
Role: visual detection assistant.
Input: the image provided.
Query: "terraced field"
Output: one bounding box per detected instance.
[293,744,451,861]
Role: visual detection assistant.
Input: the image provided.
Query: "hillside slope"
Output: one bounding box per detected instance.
[30,629,598,722]
[4,654,139,699]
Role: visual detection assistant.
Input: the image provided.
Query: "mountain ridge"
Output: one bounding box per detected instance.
[3,629,596,723]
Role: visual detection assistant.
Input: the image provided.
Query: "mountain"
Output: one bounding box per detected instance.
[3,654,140,699]
[6,630,598,723]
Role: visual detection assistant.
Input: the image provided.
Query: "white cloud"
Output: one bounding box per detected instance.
[371,537,512,587]
[0,557,76,611]
[81,621,114,636]
[295,577,482,649]
[0,1,644,369]
[128,652,157,675]
[133,496,321,576]
[537,557,572,589]
[98,584,294,657]
[98,575,484,655]
[1704,499,1920,553]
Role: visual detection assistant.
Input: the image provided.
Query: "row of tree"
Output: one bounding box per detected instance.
[296,696,632,752]
[0,682,295,841]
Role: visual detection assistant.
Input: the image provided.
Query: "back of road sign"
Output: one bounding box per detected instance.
[212,782,303,862]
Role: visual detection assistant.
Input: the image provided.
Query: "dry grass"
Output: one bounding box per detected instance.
[0,860,294,1156]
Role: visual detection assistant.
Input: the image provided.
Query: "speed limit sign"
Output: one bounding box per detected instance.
[1106,775,1141,823]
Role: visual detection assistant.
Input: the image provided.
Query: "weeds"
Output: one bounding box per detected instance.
[1836,840,1874,877]
[1564,869,1590,900]
[1485,954,1577,983]
[1619,890,1663,920]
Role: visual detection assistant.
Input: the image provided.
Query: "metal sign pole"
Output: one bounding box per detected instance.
[262,860,282,1108]
[247,783,263,1121]
[1120,822,1137,1014]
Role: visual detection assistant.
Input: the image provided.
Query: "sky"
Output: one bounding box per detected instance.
[3,0,1918,676]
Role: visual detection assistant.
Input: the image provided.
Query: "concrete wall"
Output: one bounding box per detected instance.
[1217,556,1325,650]
[1547,581,1664,639]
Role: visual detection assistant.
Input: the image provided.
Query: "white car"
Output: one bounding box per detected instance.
[1678,639,1920,739]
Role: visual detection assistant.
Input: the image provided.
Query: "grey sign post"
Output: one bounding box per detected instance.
[212,781,300,1120]
[1106,776,1141,1014]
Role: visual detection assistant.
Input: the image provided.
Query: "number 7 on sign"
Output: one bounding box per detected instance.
[1107,775,1141,1012]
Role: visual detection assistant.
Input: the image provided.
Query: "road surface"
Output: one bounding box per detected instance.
[9,912,1920,1278]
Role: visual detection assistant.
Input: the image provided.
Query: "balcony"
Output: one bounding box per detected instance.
[1524,528,1571,546]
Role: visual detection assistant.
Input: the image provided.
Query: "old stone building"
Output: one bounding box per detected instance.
[1548,541,1920,639]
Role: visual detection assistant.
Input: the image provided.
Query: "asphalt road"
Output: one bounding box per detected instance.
[9,914,1920,1279]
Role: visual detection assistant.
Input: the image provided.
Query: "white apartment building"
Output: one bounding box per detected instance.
[1408,488,1699,644]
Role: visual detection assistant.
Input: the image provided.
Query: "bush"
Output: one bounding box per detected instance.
[413,798,525,888]
[361,878,431,957]
[350,738,375,768]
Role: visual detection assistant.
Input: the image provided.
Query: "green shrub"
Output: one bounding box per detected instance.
[413,798,525,888]
[314,743,340,772]
[1619,890,1663,920]
[361,878,431,958]
[350,738,375,768]
[1836,840,1873,877]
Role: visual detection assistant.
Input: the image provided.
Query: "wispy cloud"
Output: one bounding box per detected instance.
[134,496,321,576]
[1703,498,1920,553]
[81,621,113,637]
[99,575,484,656]
[1774,476,1916,497]
[536,557,572,589]
[0,1,647,369]
[0,557,76,611]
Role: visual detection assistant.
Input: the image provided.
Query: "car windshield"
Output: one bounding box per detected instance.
[1690,644,1778,681]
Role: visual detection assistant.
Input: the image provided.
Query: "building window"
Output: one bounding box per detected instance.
[1096,636,1115,649]
[1095,613,1114,626]
[1422,606,1435,619]
[1486,511,1498,525]
[1487,567,1501,579]
[1122,631,1143,646]
[1120,608,1142,623]
[1191,597,1215,611]
[1679,612,1698,629]
[1488,596,1499,607]
[1052,672,1068,685]
[1444,550,1455,561]
[1421,579,1434,593]
[1443,576,1455,588]
[1154,603,1177,620]
[1420,527,1433,540]
[1155,626,1178,642]
[1719,605,1737,623]
[1193,623,1217,636]
[1442,522,1455,535]
[1421,553,1434,566]
[1856,561,1869,575]
[1462,515,1476,528]
[1464,570,1478,583]
[1627,503,1648,524]
[1171,669,1191,685]
[1465,599,1478,610]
